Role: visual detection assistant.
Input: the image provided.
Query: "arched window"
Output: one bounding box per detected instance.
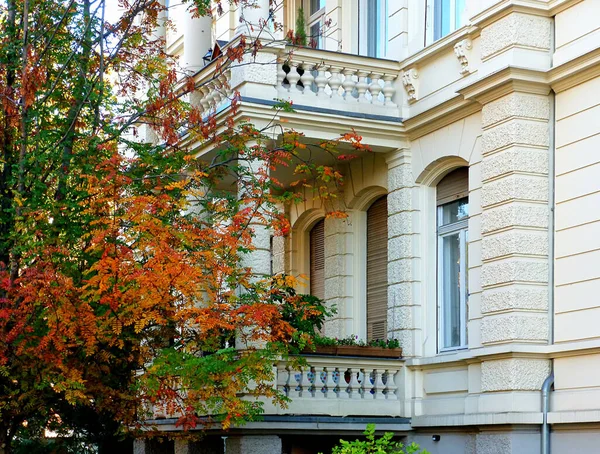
[437,167,469,351]
[367,195,388,340]
[309,219,325,301]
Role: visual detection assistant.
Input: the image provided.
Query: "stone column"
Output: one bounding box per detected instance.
[238,152,271,281]
[236,0,271,37]
[386,149,419,357]
[225,435,282,454]
[182,9,212,74]
[323,215,353,338]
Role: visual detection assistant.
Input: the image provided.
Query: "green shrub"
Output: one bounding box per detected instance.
[322,424,428,454]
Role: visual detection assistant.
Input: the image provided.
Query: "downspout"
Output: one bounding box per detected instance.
[542,15,556,454]
[542,372,554,454]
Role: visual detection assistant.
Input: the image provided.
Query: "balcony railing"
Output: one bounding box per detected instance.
[192,44,403,121]
[150,353,404,421]
[270,354,404,417]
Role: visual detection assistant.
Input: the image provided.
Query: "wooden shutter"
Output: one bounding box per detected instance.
[437,167,469,205]
[310,219,325,301]
[367,196,388,341]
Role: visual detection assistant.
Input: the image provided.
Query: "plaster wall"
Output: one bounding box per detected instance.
[554,75,600,344]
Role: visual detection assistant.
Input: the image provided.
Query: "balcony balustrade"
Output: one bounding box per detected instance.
[150,354,404,421]
[191,44,403,122]
[270,354,404,417]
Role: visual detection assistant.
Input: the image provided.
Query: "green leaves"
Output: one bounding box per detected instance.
[323,424,429,454]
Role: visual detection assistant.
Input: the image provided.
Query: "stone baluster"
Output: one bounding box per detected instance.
[205,82,216,111]
[329,67,343,100]
[286,62,301,93]
[299,62,315,95]
[369,73,383,104]
[326,367,338,398]
[356,70,370,103]
[347,368,361,399]
[290,369,302,399]
[382,75,397,106]
[373,369,385,399]
[338,369,350,399]
[342,68,357,100]
[277,61,287,88]
[218,73,229,103]
[386,370,398,400]
[314,65,328,96]
[315,366,327,397]
[300,367,313,398]
[277,365,289,397]
[199,86,210,114]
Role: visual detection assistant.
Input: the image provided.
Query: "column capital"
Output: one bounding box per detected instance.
[385,148,411,169]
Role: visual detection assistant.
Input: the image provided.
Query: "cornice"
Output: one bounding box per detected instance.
[550,46,600,93]
[458,66,550,104]
[406,338,600,370]
[403,95,482,141]
[186,100,408,157]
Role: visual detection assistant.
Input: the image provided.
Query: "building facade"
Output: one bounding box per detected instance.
[136,0,600,453]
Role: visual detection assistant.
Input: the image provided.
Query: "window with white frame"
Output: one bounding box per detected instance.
[436,168,468,351]
[306,0,326,49]
[426,0,467,44]
[359,0,387,58]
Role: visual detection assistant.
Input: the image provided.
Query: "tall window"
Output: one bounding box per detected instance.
[306,0,325,49]
[367,196,388,341]
[437,168,468,351]
[309,219,325,301]
[359,0,387,57]
[428,0,467,43]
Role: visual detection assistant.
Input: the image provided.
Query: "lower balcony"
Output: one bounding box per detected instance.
[150,353,405,425]
[264,354,405,418]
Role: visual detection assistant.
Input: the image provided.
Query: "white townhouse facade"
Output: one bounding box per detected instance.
[135,1,600,453]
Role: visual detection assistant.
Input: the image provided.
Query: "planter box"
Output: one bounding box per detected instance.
[303,345,402,359]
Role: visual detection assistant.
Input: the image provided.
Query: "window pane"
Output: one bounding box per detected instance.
[441,232,462,349]
[310,0,325,15]
[310,21,322,48]
[455,0,466,29]
[441,0,451,37]
[440,198,468,225]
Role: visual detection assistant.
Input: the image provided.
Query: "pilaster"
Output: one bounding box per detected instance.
[475,9,554,393]
[386,149,419,357]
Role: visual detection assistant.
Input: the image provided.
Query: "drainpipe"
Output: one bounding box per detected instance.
[541,372,554,454]
[542,15,556,454]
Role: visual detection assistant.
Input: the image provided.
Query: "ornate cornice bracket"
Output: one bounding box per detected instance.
[402,68,419,104]
[454,39,473,76]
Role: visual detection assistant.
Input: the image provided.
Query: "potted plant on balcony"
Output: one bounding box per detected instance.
[307,335,403,359]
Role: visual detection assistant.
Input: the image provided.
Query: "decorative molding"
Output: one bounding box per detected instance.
[458,66,550,105]
[403,95,481,141]
[454,39,473,76]
[402,68,419,104]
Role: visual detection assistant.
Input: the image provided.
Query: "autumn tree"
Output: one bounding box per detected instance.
[0,0,365,452]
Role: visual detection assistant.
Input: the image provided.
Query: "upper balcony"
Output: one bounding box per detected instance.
[190,42,404,148]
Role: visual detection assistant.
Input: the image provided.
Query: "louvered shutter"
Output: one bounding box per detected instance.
[437,167,469,205]
[310,219,325,301]
[367,196,388,341]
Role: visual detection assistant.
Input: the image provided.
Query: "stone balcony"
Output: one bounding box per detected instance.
[151,353,405,422]
[191,43,404,127]
[267,354,405,417]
